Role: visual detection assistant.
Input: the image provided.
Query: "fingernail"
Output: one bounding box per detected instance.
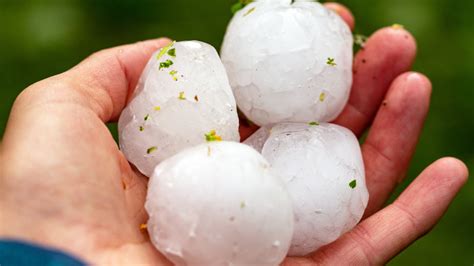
[391,24,405,30]
[406,72,422,83]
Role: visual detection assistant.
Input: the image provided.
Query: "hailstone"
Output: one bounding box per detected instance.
[244,122,369,256]
[118,41,240,177]
[145,141,294,266]
[221,0,353,126]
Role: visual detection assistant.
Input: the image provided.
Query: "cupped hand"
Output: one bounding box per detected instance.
[0,3,468,265]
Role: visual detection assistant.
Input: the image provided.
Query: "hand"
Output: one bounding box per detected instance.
[0,3,468,265]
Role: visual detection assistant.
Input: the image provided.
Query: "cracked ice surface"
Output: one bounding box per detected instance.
[119,41,240,177]
[245,123,369,256]
[221,0,353,126]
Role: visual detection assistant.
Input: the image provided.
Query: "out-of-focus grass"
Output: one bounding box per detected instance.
[0,0,472,264]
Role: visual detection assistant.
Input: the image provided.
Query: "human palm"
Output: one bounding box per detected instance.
[0,3,468,265]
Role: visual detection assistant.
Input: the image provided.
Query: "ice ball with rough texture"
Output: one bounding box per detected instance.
[244,122,368,256]
[118,41,240,177]
[145,141,294,266]
[221,0,353,126]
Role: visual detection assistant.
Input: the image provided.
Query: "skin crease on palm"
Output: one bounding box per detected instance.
[0,2,469,265]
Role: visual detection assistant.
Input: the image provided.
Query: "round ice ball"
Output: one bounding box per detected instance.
[145,141,294,266]
[118,41,240,177]
[221,0,353,126]
[244,122,369,256]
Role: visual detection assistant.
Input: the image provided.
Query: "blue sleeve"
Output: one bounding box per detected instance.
[0,239,86,266]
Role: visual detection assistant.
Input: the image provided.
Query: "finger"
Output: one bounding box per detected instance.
[239,119,260,142]
[3,38,171,183]
[70,38,171,122]
[64,38,171,122]
[2,38,172,189]
[333,26,417,137]
[119,152,150,226]
[238,109,260,141]
[308,157,468,265]
[362,72,432,216]
[324,2,355,31]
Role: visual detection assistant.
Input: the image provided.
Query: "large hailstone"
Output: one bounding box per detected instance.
[118,41,240,177]
[245,123,369,256]
[221,0,353,126]
[145,141,294,266]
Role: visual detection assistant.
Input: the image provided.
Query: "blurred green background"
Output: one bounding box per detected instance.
[0,0,472,264]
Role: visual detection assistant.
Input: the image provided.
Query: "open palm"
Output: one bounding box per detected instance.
[0,3,468,265]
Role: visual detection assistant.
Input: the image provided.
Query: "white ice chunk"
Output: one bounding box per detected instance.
[146,141,294,266]
[221,1,353,126]
[118,41,240,177]
[248,123,368,256]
